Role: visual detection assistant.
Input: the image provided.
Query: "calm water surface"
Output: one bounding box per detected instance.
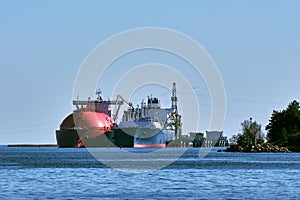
[0,147,299,199]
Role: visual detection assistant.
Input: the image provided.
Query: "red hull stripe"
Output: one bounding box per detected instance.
[134,144,166,148]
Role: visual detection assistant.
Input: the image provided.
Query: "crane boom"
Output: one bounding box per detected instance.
[113,95,134,121]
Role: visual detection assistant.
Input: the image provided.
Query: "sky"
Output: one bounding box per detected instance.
[1,0,300,144]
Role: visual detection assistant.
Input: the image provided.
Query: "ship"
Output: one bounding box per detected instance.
[114,83,182,148]
[56,90,122,148]
[56,83,181,148]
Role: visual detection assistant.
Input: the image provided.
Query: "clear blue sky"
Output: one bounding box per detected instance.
[1,0,300,144]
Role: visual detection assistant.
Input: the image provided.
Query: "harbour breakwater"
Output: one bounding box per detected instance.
[226,143,291,153]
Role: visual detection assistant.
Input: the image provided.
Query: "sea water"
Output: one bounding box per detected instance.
[0,147,300,199]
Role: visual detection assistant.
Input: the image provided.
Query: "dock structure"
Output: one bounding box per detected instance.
[167,131,229,148]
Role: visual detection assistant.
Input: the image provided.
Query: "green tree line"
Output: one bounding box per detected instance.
[229,100,300,152]
[266,100,300,151]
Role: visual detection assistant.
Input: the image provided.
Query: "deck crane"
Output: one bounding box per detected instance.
[113,95,134,122]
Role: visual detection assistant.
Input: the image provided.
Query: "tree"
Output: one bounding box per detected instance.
[266,100,300,149]
[230,118,264,151]
[229,134,239,145]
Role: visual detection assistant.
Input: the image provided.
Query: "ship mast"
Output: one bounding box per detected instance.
[171,82,178,111]
[170,82,181,139]
[95,89,102,101]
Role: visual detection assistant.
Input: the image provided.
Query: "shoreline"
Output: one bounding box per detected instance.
[2,145,298,152]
